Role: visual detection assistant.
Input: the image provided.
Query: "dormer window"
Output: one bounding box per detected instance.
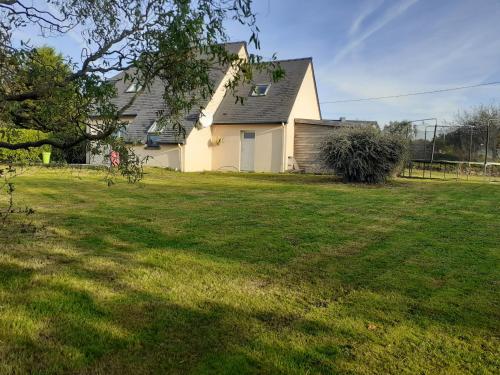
[112,128,124,138]
[146,121,160,148]
[125,82,142,93]
[250,84,270,97]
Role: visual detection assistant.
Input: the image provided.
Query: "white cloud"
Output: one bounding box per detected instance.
[317,0,500,125]
[349,0,384,36]
[332,0,420,65]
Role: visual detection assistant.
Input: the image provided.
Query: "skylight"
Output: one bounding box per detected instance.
[250,84,270,97]
[125,82,142,93]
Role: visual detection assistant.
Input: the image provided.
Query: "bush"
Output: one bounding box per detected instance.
[0,128,46,163]
[320,127,407,183]
[0,128,87,164]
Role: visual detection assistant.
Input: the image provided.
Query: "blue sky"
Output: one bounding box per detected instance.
[14,0,500,126]
[227,0,500,125]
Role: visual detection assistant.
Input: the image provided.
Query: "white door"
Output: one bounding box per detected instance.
[240,131,255,171]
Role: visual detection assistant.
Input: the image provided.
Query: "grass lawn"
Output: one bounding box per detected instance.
[1,167,499,374]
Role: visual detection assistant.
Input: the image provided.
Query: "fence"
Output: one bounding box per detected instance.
[401,119,500,182]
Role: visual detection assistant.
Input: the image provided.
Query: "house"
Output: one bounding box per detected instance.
[87,42,376,172]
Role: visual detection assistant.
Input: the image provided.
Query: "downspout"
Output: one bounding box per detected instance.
[178,143,184,172]
[282,122,287,173]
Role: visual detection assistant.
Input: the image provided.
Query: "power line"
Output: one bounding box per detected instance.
[320,80,500,104]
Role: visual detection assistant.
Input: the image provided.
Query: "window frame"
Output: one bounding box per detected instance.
[250,83,271,97]
[243,131,256,139]
[146,134,161,148]
[125,82,142,93]
[146,121,161,148]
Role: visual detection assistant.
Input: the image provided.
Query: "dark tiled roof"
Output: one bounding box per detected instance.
[213,58,312,124]
[108,42,246,144]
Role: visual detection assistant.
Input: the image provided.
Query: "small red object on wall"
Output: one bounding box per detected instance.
[110,151,120,166]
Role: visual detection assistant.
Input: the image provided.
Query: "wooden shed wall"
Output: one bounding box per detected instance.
[294,123,340,172]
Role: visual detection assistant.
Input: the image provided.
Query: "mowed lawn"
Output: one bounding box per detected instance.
[1,168,499,374]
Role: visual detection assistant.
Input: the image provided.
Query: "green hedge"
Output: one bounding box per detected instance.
[0,128,47,163]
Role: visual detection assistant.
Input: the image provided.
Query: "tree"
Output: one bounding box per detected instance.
[0,0,282,177]
[454,104,500,160]
[383,120,415,140]
[0,46,83,162]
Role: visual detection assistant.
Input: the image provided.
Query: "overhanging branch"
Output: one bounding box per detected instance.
[0,122,118,150]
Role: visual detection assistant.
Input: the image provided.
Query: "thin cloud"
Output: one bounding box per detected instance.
[349,0,384,36]
[333,0,419,65]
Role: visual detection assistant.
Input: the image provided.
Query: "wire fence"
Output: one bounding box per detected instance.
[401,120,500,182]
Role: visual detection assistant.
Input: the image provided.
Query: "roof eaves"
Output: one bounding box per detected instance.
[309,60,322,120]
[278,58,314,123]
[213,120,287,125]
[274,57,313,63]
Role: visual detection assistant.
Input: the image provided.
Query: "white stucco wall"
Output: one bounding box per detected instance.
[211,124,283,172]
[182,44,248,172]
[182,126,213,172]
[285,63,322,166]
[182,47,247,172]
[132,144,181,169]
[86,143,110,165]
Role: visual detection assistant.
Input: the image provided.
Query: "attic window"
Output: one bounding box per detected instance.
[125,82,142,93]
[146,122,160,148]
[112,128,124,138]
[148,122,158,133]
[250,84,270,97]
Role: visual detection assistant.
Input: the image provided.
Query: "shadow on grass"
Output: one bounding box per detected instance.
[26,207,500,336]
[44,199,500,334]
[3,169,498,373]
[0,240,342,374]
[206,172,342,186]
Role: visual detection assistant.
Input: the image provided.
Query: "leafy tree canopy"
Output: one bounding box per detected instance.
[383,120,415,140]
[452,104,500,160]
[0,0,281,178]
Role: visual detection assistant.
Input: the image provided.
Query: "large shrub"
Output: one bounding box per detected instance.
[320,127,407,183]
[0,128,45,163]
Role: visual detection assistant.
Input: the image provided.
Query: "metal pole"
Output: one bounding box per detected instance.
[484,122,490,176]
[429,122,438,179]
[408,119,439,179]
[468,126,473,163]
[423,129,427,178]
[423,129,427,158]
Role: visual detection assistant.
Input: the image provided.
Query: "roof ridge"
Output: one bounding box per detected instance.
[222,41,247,45]
[272,57,312,63]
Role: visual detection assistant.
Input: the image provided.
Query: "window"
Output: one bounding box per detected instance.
[147,134,160,148]
[112,128,124,138]
[243,132,255,139]
[250,84,270,97]
[125,82,142,93]
[146,121,160,147]
[148,122,158,133]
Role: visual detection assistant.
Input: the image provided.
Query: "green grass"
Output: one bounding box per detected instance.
[1,167,499,374]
